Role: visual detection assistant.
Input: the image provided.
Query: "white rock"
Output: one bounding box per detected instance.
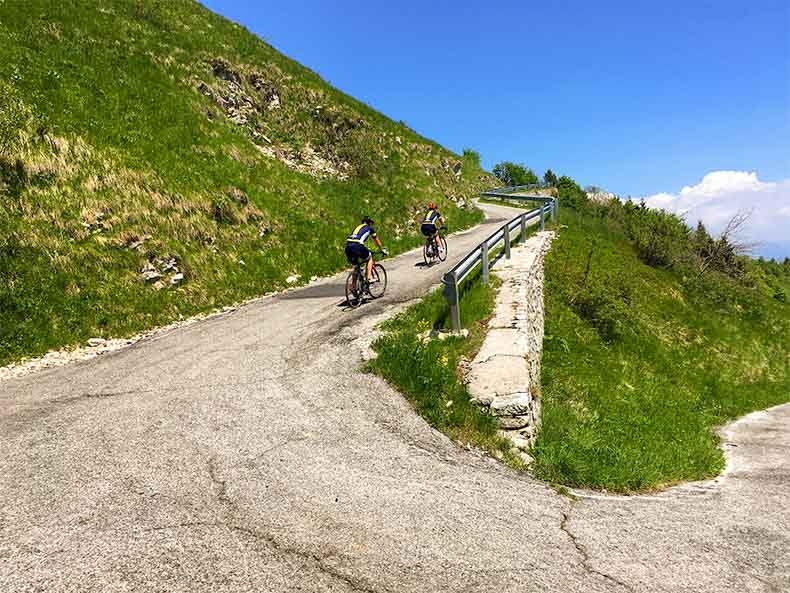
[141,263,161,282]
[502,432,531,450]
[170,273,184,285]
[516,450,534,466]
[286,275,300,284]
[489,392,533,416]
[497,415,530,429]
[87,338,106,348]
[467,357,530,400]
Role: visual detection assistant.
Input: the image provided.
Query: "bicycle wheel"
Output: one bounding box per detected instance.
[345,270,362,308]
[367,264,388,299]
[423,241,431,266]
[437,236,448,262]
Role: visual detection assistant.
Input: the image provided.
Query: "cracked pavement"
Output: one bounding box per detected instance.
[1,202,788,592]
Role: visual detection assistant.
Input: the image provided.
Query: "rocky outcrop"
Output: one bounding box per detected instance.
[466,231,555,462]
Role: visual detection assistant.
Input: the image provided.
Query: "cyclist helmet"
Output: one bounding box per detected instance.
[361,215,374,224]
[428,202,437,210]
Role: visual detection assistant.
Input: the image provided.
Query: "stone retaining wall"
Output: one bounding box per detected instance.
[466,231,555,463]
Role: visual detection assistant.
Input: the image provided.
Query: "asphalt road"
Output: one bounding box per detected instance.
[1,202,788,592]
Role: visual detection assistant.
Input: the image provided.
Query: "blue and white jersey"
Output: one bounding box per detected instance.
[422,209,441,225]
[347,223,377,244]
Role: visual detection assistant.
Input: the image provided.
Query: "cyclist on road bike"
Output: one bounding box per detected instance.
[420,202,444,252]
[345,216,387,286]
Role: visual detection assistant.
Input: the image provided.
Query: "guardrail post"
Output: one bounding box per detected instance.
[520,214,527,242]
[481,243,489,285]
[554,198,559,223]
[443,272,461,331]
[504,224,511,259]
[539,205,545,231]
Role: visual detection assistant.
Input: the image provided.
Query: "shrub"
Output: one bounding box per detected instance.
[556,175,589,210]
[210,193,238,224]
[462,148,481,169]
[492,161,539,186]
[571,279,631,341]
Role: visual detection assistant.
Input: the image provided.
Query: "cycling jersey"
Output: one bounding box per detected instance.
[422,209,441,225]
[347,223,377,244]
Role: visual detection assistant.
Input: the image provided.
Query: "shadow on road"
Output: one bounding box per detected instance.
[279,283,346,300]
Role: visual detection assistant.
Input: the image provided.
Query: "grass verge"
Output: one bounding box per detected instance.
[368,219,551,464]
[533,209,790,492]
[368,271,524,462]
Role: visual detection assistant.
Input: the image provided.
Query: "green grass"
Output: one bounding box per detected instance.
[369,271,524,461]
[0,0,494,365]
[533,208,790,492]
[369,221,550,463]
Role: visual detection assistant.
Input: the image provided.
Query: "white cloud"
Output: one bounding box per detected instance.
[637,171,790,258]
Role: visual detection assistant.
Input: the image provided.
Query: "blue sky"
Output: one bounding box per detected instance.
[201,1,790,256]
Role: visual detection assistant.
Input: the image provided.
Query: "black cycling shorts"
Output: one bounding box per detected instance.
[421,223,438,237]
[345,242,371,265]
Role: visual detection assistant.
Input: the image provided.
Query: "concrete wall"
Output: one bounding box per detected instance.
[466,231,555,463]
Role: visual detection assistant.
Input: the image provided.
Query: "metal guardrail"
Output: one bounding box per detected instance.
[442,190,557,331]
[484,182,552,194]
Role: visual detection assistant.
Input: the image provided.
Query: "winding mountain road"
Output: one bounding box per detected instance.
[1,202,788,592]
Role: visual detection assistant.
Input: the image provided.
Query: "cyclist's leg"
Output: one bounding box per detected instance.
[366,254,374,281]
[346,243,361,289]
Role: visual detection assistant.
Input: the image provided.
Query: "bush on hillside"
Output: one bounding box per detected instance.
[555,175,589,210]
[492,161,539,186]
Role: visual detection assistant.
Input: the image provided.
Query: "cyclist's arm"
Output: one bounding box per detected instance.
[374,236,383,250]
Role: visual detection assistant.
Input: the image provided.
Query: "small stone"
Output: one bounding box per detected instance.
[503,432,531,450]
[141,262,161,282]
[87,338,106,348]
[159,257,178,272]
[286,275,300,285]
[470,393,494,407]
[395,136,402,145]
[310,276,319,282]
[517,451,534,466]
[490,392,533,416]
[518,424,536,439]
[497,415,530,429]
[170,272,184,285]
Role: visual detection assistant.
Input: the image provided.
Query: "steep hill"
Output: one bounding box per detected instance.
[534,185,790,491]
[0,0,494,365]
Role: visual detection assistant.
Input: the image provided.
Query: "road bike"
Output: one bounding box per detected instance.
[345,251,387,309]
[423,229,448,266]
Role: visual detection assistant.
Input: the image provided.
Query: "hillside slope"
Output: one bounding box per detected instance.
[0,0,494,365]
[533,191,790,491]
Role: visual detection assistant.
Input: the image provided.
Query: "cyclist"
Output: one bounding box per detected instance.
[346,215,387,287]
[421,202,444,253]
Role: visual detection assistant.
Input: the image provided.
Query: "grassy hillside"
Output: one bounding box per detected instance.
[0,0,494,365]
[534,187,790,491]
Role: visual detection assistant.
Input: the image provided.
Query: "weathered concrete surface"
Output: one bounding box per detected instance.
[467,232,553,449]
[1,202,788,592]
